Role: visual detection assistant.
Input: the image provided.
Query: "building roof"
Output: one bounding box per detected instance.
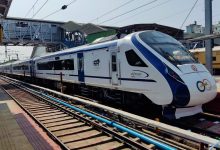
[81,23,108,35]
[0,0,12,18]
[117,23,184,40]
[61,21,108,35]
[6,17,65,24]
[61,21,82,31]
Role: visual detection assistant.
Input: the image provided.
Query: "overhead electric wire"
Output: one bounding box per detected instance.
[99,0,158,25]
[178,0,199,31]
[148,3,202,24]
[67,0,77,6]
[113,0,173,25]
[41,0,77,19]
[32,0,49,18]
[155,7,194,22]
[41,9,61,19]
[89,0,136,23]
[24,0,39,17]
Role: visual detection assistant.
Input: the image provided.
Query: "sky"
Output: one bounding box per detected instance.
[1,0,220,62]
[7,0,220,28]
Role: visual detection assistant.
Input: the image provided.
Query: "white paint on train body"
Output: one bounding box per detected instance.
[0,30,217,119]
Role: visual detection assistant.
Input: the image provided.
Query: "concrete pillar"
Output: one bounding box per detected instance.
[205,0,213,74]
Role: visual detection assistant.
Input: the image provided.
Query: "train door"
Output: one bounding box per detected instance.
[30,61,35,77]
[77,53,84,82]
[111,49,119,85]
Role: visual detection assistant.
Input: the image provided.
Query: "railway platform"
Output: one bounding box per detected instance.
[0,86,61,150]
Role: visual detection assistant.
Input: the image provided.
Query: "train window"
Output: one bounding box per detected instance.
[37,63,46,70]
[125,50,147,67]
[78,58,84,71]
[48,62,54,70]
[22,65,29,70]
[54,61,62,70]
[139,31,197,65]
[25,66,29,70]
[63,59,74,70]
[13,65,28,70]
[37,62,53,70]
[112,54,117,72]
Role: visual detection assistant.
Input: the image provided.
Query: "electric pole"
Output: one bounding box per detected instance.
[205,0,213,74]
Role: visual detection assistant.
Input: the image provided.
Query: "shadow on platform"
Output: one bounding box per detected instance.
[15,113,57,150]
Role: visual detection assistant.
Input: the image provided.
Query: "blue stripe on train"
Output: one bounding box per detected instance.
[131,34,190,107]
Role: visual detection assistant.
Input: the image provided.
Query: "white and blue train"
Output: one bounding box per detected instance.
[0,30,217,119]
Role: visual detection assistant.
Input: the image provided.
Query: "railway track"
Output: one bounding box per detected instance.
[53,89,220,141]
[67,91,220,141]
[0,78,179,150]
[0,80,160,150]
[67,91,220,140]
[0,76,220,150]
[171,113,220,140]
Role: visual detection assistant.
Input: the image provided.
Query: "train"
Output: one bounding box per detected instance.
[190,46,220,75]
[0,30,217,119]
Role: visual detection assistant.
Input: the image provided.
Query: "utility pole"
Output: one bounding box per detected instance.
[205,0,213,74]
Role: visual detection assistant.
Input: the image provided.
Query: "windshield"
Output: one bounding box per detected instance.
[139,31,197,65]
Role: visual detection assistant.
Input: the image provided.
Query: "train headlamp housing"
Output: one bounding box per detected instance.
[165,65,190,107]
[166,66,184,84]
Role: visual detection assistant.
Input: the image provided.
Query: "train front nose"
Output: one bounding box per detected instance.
[179,64,217,106]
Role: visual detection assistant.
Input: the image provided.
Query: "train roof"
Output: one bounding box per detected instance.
[34,30,164,61]
[34,30,165,61]
[0,59,31,67]
[33,37,121,61]
[10,59,32,64]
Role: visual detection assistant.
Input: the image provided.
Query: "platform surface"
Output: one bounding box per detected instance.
[0,85,61,150]
[0,103,33,150]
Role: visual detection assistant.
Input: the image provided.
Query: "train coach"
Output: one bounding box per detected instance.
[0,63,11,74]
[11,60,32,77]
[0,30,217,119]
[190,46,220,75]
